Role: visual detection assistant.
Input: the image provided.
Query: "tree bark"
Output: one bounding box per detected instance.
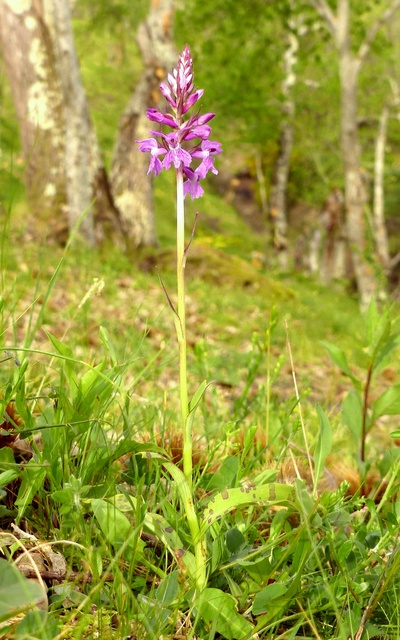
[269,23,299,270]
[0,0,125,247]
[309,0,400,307]
[373,104,390,271]
[111,0,177,251]
[46,0,124,247]
[0,0,66,218]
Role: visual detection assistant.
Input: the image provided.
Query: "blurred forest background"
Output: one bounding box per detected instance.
[2,0,400,308]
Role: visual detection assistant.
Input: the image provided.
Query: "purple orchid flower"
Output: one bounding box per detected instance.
[136,45,221,199]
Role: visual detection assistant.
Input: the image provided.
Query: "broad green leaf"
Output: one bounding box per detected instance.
[320,341,360,388]
[313,405,333,492]
[196,588,253,639]
[237,556,273,584]
[154,570,179,606]
[0,559,46,624]
[371,385,400,422]
[252,583,288,615]
[390,429,400,438]
[205,456,239,491]
[16,609,59,639]
[200,482,296,535]
[91,498,135,549]
[226,528,246,554]
[0,446,16,465]
[342,390,362,444]
[0,469,19,486]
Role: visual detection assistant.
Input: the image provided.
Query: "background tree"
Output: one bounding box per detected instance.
[0,1,67,223]
[111,0,176,250]
[269,6,306,270]
[308,0,400,306]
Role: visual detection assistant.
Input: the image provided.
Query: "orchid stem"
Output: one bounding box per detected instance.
[176,167,207,592]
[176,167,192,488]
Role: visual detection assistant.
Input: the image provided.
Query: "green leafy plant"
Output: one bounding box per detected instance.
[322,300,400,483]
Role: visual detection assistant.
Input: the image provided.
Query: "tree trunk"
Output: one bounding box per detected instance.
[310,0,400,306]
[337,33,377,307]
[373,104,390,271]
[111,0,177,251]
[46,0,124,247]
[0,0,66,219]
[0,0,124,247]
[269,27,298,270]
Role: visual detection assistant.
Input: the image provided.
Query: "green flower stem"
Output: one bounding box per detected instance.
[174,168,207,593]
[164,461,207,593]
[176,167,192,487]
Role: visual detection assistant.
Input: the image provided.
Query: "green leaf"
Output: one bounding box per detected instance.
[200,483,296,535]
[91,498,134,549]
[0,446,16,465]
[342,390,363,445]
[196,588,253,639]
[321,341,360,388]
[252,583,288,615]
[313,405,333,492]
[0,559,46,624]
[186,380,213,436]
[110,494,197,579]
[0,469,20,486]
[371,385,400,422]
[16,609,59,639]
[154,570,179,606]
[226,528,246,554]
[15,463,47,522]
[188,380,209,413]
[205,456,239,491]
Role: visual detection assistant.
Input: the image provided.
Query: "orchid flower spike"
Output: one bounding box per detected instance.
[136,45,221,199]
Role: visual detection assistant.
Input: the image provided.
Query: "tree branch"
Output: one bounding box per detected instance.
[308,0,337,36]
[358,0,400,64]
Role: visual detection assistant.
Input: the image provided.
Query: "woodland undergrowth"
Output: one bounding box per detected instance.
[0,203,399,640]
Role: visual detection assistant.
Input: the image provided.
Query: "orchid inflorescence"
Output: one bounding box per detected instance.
[136,45,221,199]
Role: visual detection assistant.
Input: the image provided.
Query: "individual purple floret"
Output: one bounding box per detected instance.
[136,45,221,199]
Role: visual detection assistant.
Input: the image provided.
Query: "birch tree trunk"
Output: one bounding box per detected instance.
[111,0,177,251]
[46,0,124,247]
[0,0,124,247]
[338,48,375,308]
[373,104,390,271]
[269,22,299,270]
[309,0,400,307]
[0,0,66,219]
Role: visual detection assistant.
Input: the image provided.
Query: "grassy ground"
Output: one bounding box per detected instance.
[1,174,400,638]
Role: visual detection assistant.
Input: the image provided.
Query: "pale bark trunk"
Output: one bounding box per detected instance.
[373,105,390,271]
[111,0,176,250]
[0,0,124,247]
[338,54,376,308]
[0,0,66,217]
[310,0,400,306]
[43,0,124,246]
[45,0,95,245]
[269,28,298,270]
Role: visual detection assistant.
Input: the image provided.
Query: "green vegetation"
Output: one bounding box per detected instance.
[1,163,400,638]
